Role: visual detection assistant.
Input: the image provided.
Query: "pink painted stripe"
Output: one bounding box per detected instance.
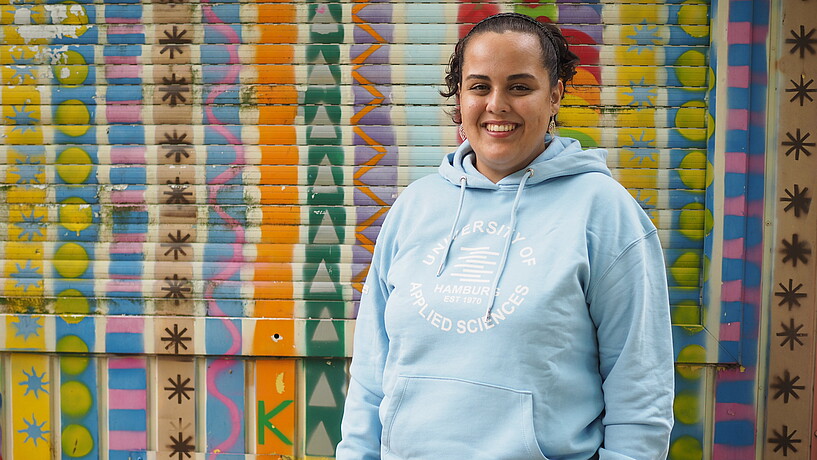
[712,445,755,458]
[724,152,747,173]
[106,318,144,334]
[719,321,741,341]
[108,357,146,369]
[727,108,749,130]
[110,242,143,254]
[717,366,755,381]
[113,234,147,243]
[109,389,147,410]
[108,25,144,34]
[723,196,746,215]
[722,237,745,258]
[106,280,143,293]
[721,279,744,302]
[727,22,752,44]
[110,146,146,163]
[106,18,141,24]
[109,431,147,450]
[715,402,755,420]
[110,190,145,204]
[107,104,142,123]
[727,65,750,88]
[105,65,140,80]
[105,56,139,65]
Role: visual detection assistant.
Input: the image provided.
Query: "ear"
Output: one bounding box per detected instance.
[550,80,564,114]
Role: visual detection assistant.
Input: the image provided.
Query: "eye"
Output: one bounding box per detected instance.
[510,84,531,92]
[468,83,489,92]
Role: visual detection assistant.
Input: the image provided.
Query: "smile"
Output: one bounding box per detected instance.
[485,123,518,132]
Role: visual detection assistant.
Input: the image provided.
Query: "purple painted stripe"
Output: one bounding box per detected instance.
[354,165,397,186]
[353,245,374,265]
[353,85,392,105]
[354,126,395,146]
[354,187,397,207]
[557,5,601,24]
[353,106,392,125]
[351,44,390,64]
[355,146,398,166]
[354,24,393,44]
[355,3,392,23]
[354,205,390,229]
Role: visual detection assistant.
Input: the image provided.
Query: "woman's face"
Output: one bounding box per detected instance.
[459,31,563,183]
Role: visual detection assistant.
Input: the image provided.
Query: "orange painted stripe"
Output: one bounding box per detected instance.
[257,126,296,145]
[258,24,298,43]
[259,165,298,185]
[258,105,298,125]
[260,207,300,226]
[256,3,296,22]
[259,185,299,205]
[253,300,295,318]
[256,243,296,262]
[255,45,295,65]
[256,65,295,84]
[253,280,294,300]
[252,321,296,357]
[254,263,293,282]
[255,85,298,105]
[260,224,299,243]
[259,145,299,165]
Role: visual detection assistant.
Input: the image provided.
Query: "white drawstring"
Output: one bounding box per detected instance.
[484,168,533,321]
[437,176,468,277]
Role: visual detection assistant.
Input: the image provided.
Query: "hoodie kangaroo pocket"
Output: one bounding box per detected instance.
[382,375,548,460]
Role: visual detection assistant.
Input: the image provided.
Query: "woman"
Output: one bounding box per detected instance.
[338,13,674,459]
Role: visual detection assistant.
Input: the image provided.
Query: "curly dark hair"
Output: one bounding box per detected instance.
[441,13,580,124]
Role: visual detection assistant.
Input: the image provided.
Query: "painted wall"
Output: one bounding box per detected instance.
[0,0,811,458]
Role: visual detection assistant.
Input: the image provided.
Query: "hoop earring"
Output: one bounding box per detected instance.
[459,125,467,141]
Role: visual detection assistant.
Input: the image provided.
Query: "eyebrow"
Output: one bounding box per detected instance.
[464,73,537,82]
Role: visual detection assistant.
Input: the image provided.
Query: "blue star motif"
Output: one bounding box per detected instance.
[10,53,35,83]
[19,366,48,398]
[18,414,49,446]
[627,148,658,164]
[15,209,46,241]
[6,103,39,133]
[634,191,656,218]
[624,130,657,149]
[627,22,661,54]
[11,260,41,292]
[623,78,657,107]
[10,158,44,184]
[12,316,42,341]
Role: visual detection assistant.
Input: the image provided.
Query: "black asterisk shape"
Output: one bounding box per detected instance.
[159,26,191,59]
[162,230,192,260]
[168,430,195,460]
[786,75,815,106]
[780,184,811,218]
[160,73,190,107]
[161,323,192,354]
[160,130,191,163]
[162,274,192,305]
[775,279,807,310]
[778,318,806,351]
[781,234,811,267]
[771,370,804,404]
[769,425,801,456]
[165,374,194,404]
[787,25,817,58]
[164,177,193,205]
[782,129,814,160]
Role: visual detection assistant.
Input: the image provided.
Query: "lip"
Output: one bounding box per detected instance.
[482,121,519,138]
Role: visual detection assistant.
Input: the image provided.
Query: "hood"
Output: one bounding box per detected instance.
[438,135,611,189]
[434,136,611,321]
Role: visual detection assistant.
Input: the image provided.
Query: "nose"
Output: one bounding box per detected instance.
[486,89,509,113]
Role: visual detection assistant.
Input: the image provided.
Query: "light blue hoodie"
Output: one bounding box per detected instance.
[338,137,674,460]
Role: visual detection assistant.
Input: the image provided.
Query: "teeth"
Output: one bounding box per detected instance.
[486,124,516,132]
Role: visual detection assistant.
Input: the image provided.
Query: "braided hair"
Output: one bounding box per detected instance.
[441,13,580,124]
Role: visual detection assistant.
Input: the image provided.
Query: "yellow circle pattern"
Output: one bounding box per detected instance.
[669,435,703,460]
[57,335,90,375]
[61,381,93,417]
[54,50,88,86]
[54,100,91,137]
[59,197,94,234]
[61,424,94,457]
[54,242,90,278]
[56,147,93,184]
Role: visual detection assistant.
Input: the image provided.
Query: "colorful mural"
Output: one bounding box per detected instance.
[0,0,803,458]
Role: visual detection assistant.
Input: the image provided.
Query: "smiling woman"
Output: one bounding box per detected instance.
[338,12,675,460]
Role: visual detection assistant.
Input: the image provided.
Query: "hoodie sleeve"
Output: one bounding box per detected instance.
[336,231,392,459]
[587,230,674,460]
